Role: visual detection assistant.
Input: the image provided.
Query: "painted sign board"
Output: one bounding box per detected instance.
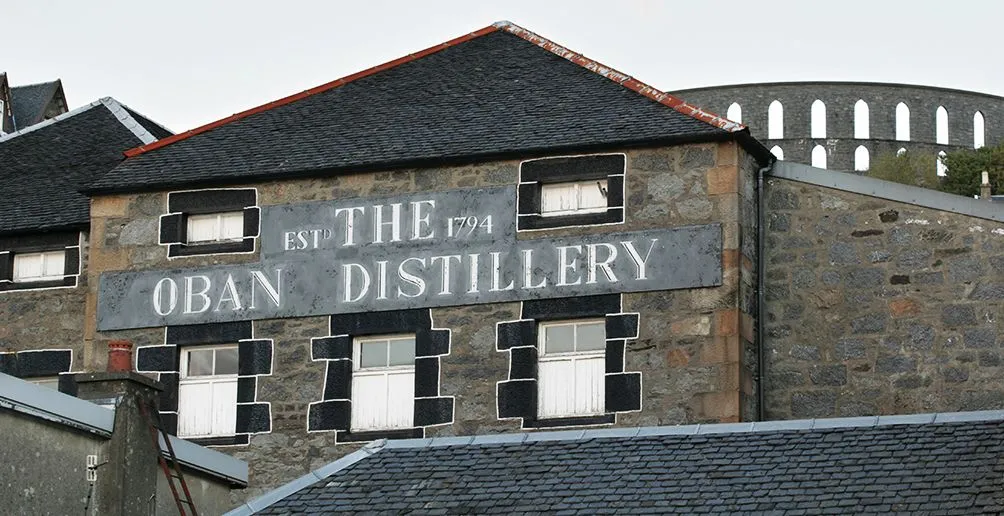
[97,186,722,330]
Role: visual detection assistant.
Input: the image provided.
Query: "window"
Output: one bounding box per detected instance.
[811,99,826,139]
[854,99,869,139]
[770,146,784,161]
[726,102,742,124]
[517,154,624,230]
[811,145,827,169]
[936,106,949,145]
[768,100,784,139]
[537,320,606,418]
[178,346,239,438]
[351,335,415,431]
[160,189,259,257]
[12,251,65,282]
[974,111,985,149]
[186,212,244,243]
[540,180,607,217]
[854,145,870,172]
[896,102,910,141]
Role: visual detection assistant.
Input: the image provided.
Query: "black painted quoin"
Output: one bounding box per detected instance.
[0,349,76,393]
[135,320,273,446]
[517,154,626,230]
[0,232,80,291]
[158,188,260,257]
[496,294,642,429]
[307,309,454,442]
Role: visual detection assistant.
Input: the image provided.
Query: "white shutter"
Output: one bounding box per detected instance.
[42,251,65,277]
[578,180,607,211]
[538,358,576,418]
[187,214,218,243]
[220,212,245,240]
[178,380,214,436]
[386,371,415,429]
[541,184,578,215]
[351,373,388,431]
[13,254,43,280]
[575,356,605,415]
[211,379,238,436]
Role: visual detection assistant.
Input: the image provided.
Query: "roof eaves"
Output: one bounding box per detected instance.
[0,373,114,438]
[162,433,248,486]
[0,99,103,144]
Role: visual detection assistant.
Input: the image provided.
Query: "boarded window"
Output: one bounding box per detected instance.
[351,335,415,431]
[811,145,827,169]
[187,212,245,243]
[178,346,239,438]
[13,251,65,283]
[936,106,949,145]
[854,145,870,172]
[896,102,911,141]
[537,320,605,418]
[726,102,742,124]
[811,99,826,138]
[854,99,869,139]
[768,100,784,139]
[974,111,986,149]
[540,180,608,217]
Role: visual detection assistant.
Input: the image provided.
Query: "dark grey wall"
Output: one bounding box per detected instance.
[672,82,1004,171]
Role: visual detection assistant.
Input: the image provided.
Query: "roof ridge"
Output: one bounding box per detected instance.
[0,99,103,144]
[10,79,60,90]
[124,21,742,160]
[98,98,158,145]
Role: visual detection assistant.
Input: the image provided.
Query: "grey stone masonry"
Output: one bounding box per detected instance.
[763,176,1004,420]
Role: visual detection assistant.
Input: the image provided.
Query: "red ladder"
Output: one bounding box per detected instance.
[140,401,199,516]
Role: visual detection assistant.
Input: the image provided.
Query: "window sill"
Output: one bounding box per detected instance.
[523,413,614,429]
[183,434,249,447]
[337,428,424,442]
[517,208,623,231]
[0,277,74,291]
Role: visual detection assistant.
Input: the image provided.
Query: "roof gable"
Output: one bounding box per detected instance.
[10,80,65,130]
[232,411,1004,514]
[92,22,760,194]
[0,98,163,235]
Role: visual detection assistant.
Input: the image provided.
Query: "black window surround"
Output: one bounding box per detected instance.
[0,232,80,291]
[159,189,260,257]
[0,349,76,394]
[517,154,626,231]
[135,321,272,447]
[496,294,642,429]
[308,309,454,442]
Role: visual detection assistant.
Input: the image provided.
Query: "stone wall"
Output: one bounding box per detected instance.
[763,176,1004,419]
[85,142,754,500]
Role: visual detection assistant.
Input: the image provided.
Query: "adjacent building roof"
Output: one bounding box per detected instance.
[0,98,167,236]
[90,21,769,194]
[10,80,65,130]
[230,411,1004,515]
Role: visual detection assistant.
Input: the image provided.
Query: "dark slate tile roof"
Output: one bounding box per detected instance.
[238,412,1004,515]
[10,80,60,130]
[124,107,173,140]
[0,99,160,235]
[92,25,756,194]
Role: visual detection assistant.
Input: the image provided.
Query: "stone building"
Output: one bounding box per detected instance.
[2,21,1003,512]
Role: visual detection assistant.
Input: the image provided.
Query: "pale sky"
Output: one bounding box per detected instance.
[5,0,1001,132]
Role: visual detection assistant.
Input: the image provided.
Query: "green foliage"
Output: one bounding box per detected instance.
[866,151,939,189]
[939,142,1004,197]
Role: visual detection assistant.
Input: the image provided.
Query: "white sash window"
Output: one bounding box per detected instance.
[178,346,239,438]
[537,320,606,418]
[351,335,415,431]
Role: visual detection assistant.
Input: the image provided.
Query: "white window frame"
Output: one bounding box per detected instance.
[12,250,65,283]
[186,211,245,244]
[540,180,608,217]
[178,345,239,438]
[537,319,606,419]
[351,334,416,432]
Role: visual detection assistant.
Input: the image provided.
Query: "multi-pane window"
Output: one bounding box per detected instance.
[351,335,415,431]
[12,251,65,283]
[178,346,239,438]
[537,320,606,418]
[186,212,245,244]
[540,180,608,217]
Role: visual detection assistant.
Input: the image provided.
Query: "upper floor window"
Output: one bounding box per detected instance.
[540,180,608,217]
[810,99,826,139]
[160,189,259,257]
[768,100,784,139]
[517,154,624,231]
[896,102,911,141]
[178,345,239,438]
[352,335,416,432]
[726,102,742,124]
[854,100,869,139]
[13,250,65,282]
[936,106,949,145]
[974,111,986,149]
[537,319,606,419]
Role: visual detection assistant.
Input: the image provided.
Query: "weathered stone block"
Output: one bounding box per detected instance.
[851,314,887,334]
[843,268,883,289]
[828,243,859,265]
[809,365,846,386]
[963,327,996,349]
[791,391,836,418]
[875,355,916,374]
[835,338,867,360]
[941,305,976,327]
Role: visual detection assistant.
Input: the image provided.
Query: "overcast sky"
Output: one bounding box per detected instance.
[5,0,1001,132]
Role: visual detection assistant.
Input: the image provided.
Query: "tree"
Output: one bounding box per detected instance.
[866,151,939,189]
[939,142,1004,197]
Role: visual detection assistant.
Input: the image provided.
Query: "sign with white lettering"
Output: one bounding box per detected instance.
[97,186,722,330]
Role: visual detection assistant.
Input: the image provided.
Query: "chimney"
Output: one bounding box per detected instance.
[980,171,992,200]
[74,342,164,515]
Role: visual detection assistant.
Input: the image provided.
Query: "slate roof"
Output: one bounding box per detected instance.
[230,411,1004,515]
[91,22,768,194]
[10,80,62,130]
[0,98,164,235]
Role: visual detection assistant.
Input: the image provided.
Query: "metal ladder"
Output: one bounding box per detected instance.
[140,401,199,516]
